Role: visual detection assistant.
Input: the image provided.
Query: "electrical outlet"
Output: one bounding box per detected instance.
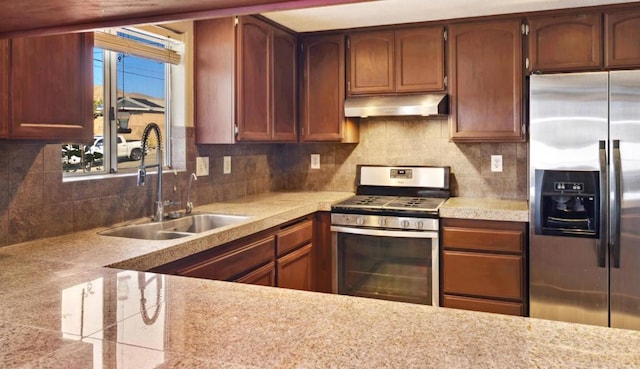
[311,154,320,169]
[223,156,231,174]
[196,157,209,176]
[491,155,503,172]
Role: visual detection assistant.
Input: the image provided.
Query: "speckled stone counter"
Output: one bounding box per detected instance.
[1,191,638,368]
[440,197,529,222]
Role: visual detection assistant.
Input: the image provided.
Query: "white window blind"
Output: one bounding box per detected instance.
[94,31,181,65]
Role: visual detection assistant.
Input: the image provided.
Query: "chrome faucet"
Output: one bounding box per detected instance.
[137,123,164,222]
[185,173,197,215]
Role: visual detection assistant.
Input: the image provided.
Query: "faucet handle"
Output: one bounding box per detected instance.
[137,168,146,186]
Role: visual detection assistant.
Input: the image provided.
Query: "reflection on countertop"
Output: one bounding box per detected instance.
[0,192,637,368]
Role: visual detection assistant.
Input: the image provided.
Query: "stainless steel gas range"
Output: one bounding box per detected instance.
[331,165,450,306]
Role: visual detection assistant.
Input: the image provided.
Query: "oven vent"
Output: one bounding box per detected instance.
[344,94,448,118]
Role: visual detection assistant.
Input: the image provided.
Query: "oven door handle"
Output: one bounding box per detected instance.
[331,226,438,239]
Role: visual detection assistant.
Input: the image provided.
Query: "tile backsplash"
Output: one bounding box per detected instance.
[0,118,526,246]
[272,117,527,200]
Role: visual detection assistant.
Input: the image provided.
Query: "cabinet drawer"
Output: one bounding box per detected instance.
[442,226,523,253]
[277,219,313,257]
[443,294,523,316]
[179,235,275,281]
[443,250,522,300]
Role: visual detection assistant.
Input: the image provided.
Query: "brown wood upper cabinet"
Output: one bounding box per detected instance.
[448,19,524,142]
[605,9,640,69]
[195,16,297,144]
[441,218,527,317]
[300,34,358,143]
[3,33,93,141]
[527,13,602,73]
[0,39,8,138]
[347,26,445,95]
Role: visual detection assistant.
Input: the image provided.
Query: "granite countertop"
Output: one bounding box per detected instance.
[440,197,529,222]
[0,191,638,368]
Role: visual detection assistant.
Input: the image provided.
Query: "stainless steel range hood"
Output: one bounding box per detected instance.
[344,94,448,118]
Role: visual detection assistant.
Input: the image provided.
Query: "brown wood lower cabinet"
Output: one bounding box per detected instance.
[277,243,312,291]
[276,219,313,291]
[441,218,527,316]
[149,215,316,290]
[442,295,523,316]
[235,261,276,286]
[177,235,275,281]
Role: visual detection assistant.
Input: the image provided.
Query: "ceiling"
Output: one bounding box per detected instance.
[2,0,639,38]
[262,0,640,32]
[0,0,365,38]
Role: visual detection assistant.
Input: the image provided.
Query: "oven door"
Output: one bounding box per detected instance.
[331,226,439,306]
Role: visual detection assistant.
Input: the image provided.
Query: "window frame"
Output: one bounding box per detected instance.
[63,26,181,179]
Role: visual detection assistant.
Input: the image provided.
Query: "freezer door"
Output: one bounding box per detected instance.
[529,72,609,327]
[610,70,640,330]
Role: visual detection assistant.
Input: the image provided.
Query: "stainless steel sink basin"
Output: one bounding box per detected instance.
[100,213,250,240]
[161,213,250,233]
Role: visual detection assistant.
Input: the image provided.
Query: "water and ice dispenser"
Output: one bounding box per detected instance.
[534,170,599,238]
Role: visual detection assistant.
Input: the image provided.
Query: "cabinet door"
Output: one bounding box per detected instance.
[395,27,445,92]
[194,17,236,144]
[237,16,271,141]
[277,243,312,291]
[528,13,602,72]
[605,9,640,69]
[0,39,8,138]
[449,19,524,142]
[348,31,394,95]
[235,261,276,286]
[272,27,297,141]
[10,33,93,141]
[300,34,345,141]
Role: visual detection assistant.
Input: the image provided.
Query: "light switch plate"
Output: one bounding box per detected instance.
[311,154,320,169]
[223,156,231,174]
[491,155,503,172]
[196,157,209,176]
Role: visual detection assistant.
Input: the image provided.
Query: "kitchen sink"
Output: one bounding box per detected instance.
[99,213,251,240]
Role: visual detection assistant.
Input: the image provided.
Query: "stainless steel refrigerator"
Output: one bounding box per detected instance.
[529,71,640,330]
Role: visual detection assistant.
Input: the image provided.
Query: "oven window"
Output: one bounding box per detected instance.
[336,233,434,305]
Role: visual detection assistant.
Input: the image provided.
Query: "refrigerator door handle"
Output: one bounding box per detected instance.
[612,139,622,268]
[597,140,607,268]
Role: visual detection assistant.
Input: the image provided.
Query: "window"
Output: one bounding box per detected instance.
[63,27,182,177]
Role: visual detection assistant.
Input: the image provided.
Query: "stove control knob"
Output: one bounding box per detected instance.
[356,217,365,225]
[401,220,410,228]
[417,221,424,229]
[379,218,387,226]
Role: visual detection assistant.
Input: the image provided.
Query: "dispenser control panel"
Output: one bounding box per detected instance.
[554,182,584,192]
